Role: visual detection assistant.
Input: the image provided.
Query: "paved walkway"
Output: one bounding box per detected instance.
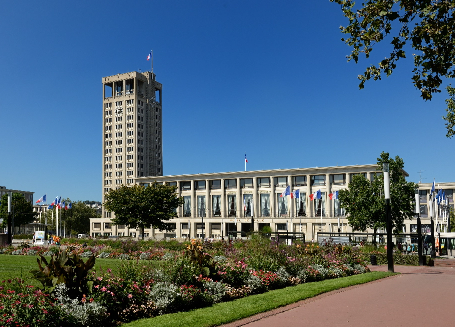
[222,260,455,327]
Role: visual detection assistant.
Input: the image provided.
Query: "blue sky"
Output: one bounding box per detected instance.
[0,0,453,202]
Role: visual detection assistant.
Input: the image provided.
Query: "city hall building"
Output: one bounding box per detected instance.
[92,70,453,241]
[90,164,453,241]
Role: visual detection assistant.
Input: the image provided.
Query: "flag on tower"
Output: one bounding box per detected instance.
[245,154,248,163]
[147,51,152,61]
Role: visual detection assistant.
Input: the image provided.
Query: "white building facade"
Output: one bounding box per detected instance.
[90,165,452,241]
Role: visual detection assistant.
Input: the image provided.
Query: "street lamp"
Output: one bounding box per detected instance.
[383,163,394,272]
[415,188,423,265]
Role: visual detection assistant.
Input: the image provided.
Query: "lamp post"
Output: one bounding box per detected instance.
[430,194,436,258]
[415,188,423,265]
[383,163,394,272]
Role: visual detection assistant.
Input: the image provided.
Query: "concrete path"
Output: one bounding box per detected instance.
[222,261,455,327]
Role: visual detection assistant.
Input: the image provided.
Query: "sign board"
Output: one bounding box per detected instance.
[34,231,45,240]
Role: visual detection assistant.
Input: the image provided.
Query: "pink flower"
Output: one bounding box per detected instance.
[127,294,133,299]
[101,287,107,292]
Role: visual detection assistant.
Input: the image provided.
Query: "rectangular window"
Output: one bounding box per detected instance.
[197,196,206,217]
[333,198,344,217]
[183,196,191,217]
[260,194,270,217]
[224,179,237,189]
[311,175,326,186]
[210,180,221,189]
[276,223,287,231]
[331,174,345,185]
[293,176,306,186]
[212,195,221,216]
[93,223,101,229]
[419,190,427,203]
[296,193,306,217]
[104,223,111,229]
[274,177,287,187]
[227,194,236,216]
[276,193,288,217]
[167,182,177,187]
[314,192,326,217]
[243,194,253,217]
[240,178,253,188]
[181,181,191,191]
[195,181,206,190]
[258,177,270,188]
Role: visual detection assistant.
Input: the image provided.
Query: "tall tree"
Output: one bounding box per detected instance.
[0,193,37,233]
[62,200,101,236]
[331,0,455,136]
[103,183,183,240]
[339,152,416,236]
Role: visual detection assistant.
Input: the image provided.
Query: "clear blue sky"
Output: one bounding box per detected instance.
[0,0,452,202]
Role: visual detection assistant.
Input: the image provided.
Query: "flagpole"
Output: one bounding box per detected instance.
[56,204,59,237]
[151,50,153,73]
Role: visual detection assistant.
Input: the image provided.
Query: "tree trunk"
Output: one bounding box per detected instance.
[142,225,145,240]
[373,227,377,247]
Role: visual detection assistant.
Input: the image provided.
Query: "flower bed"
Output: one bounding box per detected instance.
[0,237,370,326]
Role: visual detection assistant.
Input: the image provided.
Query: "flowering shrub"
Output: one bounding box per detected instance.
[0,279,61,327]
[1,237,374,326]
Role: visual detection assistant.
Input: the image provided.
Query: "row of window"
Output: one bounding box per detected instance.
[179,193,344,218]
[166,174,368,191]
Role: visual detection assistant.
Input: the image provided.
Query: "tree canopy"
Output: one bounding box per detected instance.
[0,193,37,231]
[331,0,455,136]
[103,183,183,239]
[338,152,416,234]
[62,200,100,235]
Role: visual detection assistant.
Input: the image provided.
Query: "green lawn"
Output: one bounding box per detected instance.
[0,255,124,286]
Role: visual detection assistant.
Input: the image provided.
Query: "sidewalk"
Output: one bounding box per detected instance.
[222,262,455,327]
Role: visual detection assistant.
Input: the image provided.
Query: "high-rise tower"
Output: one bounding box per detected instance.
[102,71,162,218]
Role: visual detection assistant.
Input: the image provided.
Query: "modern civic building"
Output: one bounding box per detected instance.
[93,70,453,241]
[102,71,163,219]
[90,165,454,241]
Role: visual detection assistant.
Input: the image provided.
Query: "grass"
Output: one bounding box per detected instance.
[0,255,125,285]
[124,271,394,327]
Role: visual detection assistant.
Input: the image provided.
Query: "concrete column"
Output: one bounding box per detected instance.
[271,177,275,218]
[237,178,241,219]
[206,179,210,218]
[253,177,258,229]
[289,175,293,218]
[306,174,312,217]
[326,173,331,217]
[176,181,182,218]
[221,178,225,217]
[191,181,196,219]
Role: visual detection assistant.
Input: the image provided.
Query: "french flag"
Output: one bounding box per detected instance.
[280,185,290,197]
[291,189,300,199]
[35,194,46,203]
[147,51,152,61]
[329,191,338,200]
[245,154,248,163]
[309,190,321,200]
